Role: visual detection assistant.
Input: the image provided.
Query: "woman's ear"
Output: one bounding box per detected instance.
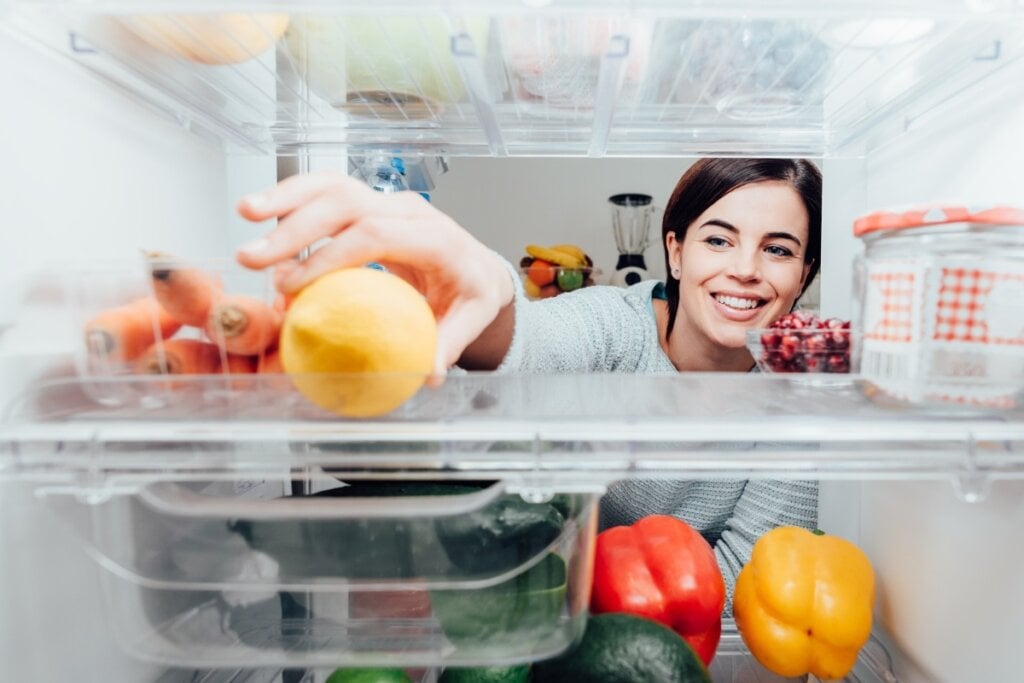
[800,260,814,292]
[665,232,683,277]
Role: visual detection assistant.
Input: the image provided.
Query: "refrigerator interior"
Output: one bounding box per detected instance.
[3,2,1024,682]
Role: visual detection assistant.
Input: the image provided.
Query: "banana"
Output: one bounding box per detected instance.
[526,244,585,269]
[550,243,588,264]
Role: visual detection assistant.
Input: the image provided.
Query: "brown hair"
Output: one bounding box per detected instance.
[662,158,822,339]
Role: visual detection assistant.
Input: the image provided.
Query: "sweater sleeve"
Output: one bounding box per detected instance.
[496,257,642,373]
[714,479,819,616]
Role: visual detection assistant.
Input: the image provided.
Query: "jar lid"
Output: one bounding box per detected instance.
[853,204,1024,238]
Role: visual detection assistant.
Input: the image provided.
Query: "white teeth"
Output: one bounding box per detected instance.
[715,294,760,310]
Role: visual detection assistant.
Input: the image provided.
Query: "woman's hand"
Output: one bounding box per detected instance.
[235,171,515,375]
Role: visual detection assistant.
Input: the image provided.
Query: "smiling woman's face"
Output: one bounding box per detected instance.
[666,180,811,350]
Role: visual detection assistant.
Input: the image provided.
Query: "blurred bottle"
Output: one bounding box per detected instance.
[365,155,409,193]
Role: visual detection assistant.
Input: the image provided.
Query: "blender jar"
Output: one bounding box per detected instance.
[609,193,655,287]
[853,204,1024,409]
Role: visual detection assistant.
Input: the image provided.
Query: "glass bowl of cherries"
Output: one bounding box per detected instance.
[747,311,853,374]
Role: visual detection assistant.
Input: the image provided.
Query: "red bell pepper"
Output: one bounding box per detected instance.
[590,514,725,666]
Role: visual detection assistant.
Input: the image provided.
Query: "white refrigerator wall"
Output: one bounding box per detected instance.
[0,30,229,683]
[853,82,1024,683]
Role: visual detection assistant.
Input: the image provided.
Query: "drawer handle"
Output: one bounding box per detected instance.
[137,480,507,520]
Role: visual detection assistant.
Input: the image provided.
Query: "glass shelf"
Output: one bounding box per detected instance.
[7,1,1024,157]
[4,373,1023,494]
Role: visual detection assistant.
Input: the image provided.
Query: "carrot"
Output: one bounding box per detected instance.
[136,338,222,376]
[146,251,223,327]
[257,348,284,374]
[84,297,181,363]
[216,352,259,390]
[205,295,282,355]
[272,292,294,315]
[219,353,257,375]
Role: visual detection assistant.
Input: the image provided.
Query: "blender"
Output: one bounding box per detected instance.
[609,193,655,287]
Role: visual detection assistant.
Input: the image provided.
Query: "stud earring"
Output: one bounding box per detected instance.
[671,268,680,277]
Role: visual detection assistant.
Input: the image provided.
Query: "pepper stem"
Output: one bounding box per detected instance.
[812,528,826,536]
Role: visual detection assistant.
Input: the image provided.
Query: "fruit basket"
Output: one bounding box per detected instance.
[747,312,853,374]
[519,243,599,300]
[519,264,600,300]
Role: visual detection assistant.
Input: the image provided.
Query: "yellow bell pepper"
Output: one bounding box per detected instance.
[733,527,875,680]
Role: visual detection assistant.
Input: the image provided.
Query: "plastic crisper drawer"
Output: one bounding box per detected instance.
[40,474,596,668]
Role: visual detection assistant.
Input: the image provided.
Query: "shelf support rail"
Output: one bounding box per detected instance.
[588,34,630,158]
[450,31,507,157]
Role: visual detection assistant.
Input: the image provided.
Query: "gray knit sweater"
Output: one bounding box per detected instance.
[495,275,818,614]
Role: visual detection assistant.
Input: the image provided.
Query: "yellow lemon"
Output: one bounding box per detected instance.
[281,268,437,418]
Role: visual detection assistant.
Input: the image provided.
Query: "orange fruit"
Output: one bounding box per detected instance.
[526,258,556,287]
[280,269,437,417]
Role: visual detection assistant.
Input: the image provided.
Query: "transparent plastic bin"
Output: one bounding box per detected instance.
[65,255,281,407]
[499,15,653,113]
[747,327,854,374]
[60,255,449,420]
[38,475,597,667]
[685,20,830,121]
[283,14,491,121]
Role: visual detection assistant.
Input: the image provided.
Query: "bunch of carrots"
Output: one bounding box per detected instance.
[83,252,285,381]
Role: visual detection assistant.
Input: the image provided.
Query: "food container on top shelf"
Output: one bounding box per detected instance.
[685,20,829,121]
[284,15,490,120]
[853,204,1024,409]
[501,15,652,112]
[121,13,291,66]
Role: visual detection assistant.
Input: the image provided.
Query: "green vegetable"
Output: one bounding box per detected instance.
[435,492,567,575]
[431,553,567,652]
[231,481,572,579]
[438,664,531,683]
[532,613,712,683]
[325,668,413,683]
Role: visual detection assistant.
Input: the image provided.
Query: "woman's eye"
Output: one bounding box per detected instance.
[765,244,795,257]
[705,236,730,248]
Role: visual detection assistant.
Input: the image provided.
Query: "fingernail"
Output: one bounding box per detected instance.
[239,237,270,255]
[244,192,269,209]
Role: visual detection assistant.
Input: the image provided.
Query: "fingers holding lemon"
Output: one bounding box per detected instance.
[281,268,437,418]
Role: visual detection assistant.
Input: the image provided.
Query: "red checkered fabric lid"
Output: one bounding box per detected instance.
[853,204,1024,238]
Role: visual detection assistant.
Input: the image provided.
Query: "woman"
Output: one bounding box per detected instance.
[236,158,822,609]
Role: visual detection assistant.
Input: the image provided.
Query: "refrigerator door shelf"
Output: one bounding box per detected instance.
[5,3,1023,157]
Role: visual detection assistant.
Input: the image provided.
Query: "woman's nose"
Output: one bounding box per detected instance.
[727,249,762,281]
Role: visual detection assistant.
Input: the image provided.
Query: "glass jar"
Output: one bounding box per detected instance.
[853,204,1024,409]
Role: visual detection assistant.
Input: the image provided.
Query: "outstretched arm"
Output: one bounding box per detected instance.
[235,171,515,375]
